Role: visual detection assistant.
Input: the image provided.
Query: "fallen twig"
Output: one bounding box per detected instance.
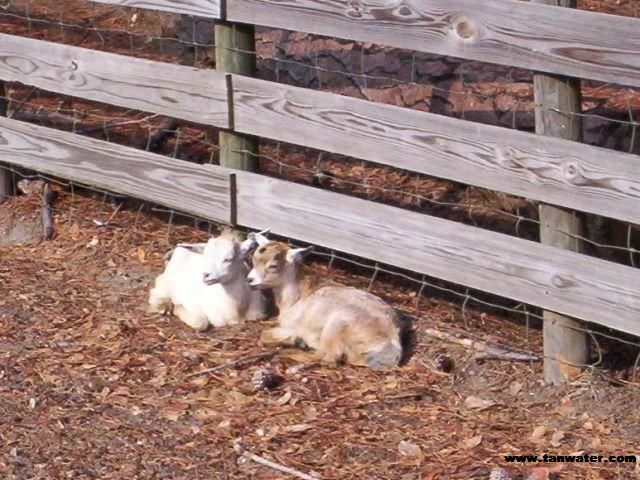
[234,441,321,480]
[185,351,276,378]
[93,203,123,228]
[473,352,534,362]
[360,388,438,406]
[420,363,454,377]
[424,328,538,362]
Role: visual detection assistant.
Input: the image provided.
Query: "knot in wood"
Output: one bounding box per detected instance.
[453,17,476,40]
[562,161,579,180]
[347,0,363,18]
[8,56,37,75]
[70,60,79,71]
[550,273,575,290]
[424,136,440,146]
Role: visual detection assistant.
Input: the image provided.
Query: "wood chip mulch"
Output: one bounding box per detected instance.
[0,190,639,479]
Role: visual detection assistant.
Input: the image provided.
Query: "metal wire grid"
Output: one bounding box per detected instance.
[0,0,639,384]
[3,80,638,267]
[1,0,640,135]
[0,3,637,254]
[2,162,640,387]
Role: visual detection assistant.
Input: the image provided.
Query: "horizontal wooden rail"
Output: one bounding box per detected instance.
[0,33,229,128]
[1,112,638,336]
[4,33,640,225]
[0,117,232,223]
[86,0,221,18]
[234,171,640,336]
[233,76,640,225]
[227,0,640,88]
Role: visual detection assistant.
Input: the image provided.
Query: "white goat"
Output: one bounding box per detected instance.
[246,233,402,370]
[148,229,269,330]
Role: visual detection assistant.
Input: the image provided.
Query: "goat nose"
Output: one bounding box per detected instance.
[203,272,221,285]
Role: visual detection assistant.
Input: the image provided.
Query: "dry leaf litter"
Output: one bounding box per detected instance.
[1,190,639,480]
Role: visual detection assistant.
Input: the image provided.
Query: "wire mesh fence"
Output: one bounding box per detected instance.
[3,161,640,389]
[1,0,640,388]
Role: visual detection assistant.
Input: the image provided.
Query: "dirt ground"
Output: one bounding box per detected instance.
[0,189,639,480]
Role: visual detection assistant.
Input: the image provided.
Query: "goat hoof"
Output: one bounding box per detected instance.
[293,338,310,350]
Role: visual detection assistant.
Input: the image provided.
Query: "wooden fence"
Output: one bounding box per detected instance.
[1,0,639,371]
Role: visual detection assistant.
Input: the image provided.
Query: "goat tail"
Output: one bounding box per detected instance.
[364,340,402,370]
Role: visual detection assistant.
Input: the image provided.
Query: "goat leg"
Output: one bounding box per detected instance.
[260,327,299,347]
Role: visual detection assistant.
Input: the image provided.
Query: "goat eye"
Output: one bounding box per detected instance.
[267,264,278,271]
[224,258,233,263]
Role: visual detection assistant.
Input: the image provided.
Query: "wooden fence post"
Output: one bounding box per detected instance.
[0,82,12,201]
[215,21,259,171]
[532,0,588,384]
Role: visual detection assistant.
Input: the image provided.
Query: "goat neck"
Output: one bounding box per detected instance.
[275,265,326,311]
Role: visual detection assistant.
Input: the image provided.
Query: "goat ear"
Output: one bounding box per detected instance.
[239,229,271,256]
[176,243,206,254]
[239,237,256,257]
[250,229,271,247]
[286,246,313,264]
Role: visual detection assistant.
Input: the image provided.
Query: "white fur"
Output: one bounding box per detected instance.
[148,230,268,330]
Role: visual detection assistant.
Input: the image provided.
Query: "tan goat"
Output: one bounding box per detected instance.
[247,234,402,370]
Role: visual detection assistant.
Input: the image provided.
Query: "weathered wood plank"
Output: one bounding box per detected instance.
[0,117,232,223]
[235,171,640,336]
[0,33,229,128]
[233,76,640,225]
[227,0,640,88]
[86,0,220,18]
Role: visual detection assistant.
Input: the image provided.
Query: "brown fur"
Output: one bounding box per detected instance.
[248,241,402,370]
[252,243,334,296]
